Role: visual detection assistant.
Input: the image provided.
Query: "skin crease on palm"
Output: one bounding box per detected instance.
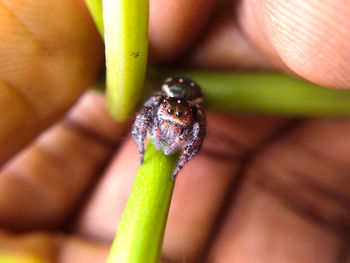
[0,0,350,262]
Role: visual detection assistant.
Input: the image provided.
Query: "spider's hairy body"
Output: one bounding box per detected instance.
[132,77,206,179]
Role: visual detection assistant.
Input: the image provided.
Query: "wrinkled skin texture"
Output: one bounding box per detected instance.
[1,0,350,262]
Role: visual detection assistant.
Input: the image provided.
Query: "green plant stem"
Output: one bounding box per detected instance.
[107,142,178,263]
[84,0,104,37]
[103,0,149,121]
[151,70,350,116]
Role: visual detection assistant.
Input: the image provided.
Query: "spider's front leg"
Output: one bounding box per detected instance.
[164,134,185,155]
[172,123,205,179]
[132,93,163,164]
[132,106,153,164]
[152,124,162,151]
[172,107,206,179]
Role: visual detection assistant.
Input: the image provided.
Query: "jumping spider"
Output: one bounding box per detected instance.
[132,77,206,180]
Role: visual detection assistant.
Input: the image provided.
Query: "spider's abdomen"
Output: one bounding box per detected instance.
[162,77,203,104]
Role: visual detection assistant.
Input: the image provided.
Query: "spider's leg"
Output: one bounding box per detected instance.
[132,93,164,163]
[172,125,203,179]
[153,125,162,151]
[132,107,153,164]
[143,91,163,107]
[145,92,164,151]
[164,134,185,155]
[172,107,206,179]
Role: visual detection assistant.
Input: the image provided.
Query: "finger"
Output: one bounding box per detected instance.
[187,7,274,70]
[237,0,350,88]
[0,91,129,230]
[76,114,288,262]
[0,0,104,164]
[0,230,110,263]
[0,230,172,263]
[208,119,350,262]
[149,0,217,62]
[58,235,110,263]
[0,230,56,262]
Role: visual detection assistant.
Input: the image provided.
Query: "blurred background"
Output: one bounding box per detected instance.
[1,0,350,262]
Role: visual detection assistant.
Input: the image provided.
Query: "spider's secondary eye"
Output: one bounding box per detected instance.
[175,111,183,118]
[162,103,167,108]
[167,108,174,115]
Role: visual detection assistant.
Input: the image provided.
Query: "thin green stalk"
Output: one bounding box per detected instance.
[108,142,178,263]
[103,0,149,121]
[84,0,104,37]
[151,70,350,116]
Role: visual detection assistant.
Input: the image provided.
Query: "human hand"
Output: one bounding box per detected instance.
[0,0,350,263]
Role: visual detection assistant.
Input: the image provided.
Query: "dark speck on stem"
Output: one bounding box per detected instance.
[131,51,140,57]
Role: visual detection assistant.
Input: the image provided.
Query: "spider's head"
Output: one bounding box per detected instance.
[158,97,194,126]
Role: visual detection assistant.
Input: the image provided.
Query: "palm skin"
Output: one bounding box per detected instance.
[0,0,350,262]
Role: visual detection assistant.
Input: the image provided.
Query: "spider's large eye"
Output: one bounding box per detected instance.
[175,111,183,118]
[167,108,174,115]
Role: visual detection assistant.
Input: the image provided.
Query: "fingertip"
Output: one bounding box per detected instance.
[186,8,273,70]
[149,0,217,63]
[238,0,350,88]
[0,0,104,163]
